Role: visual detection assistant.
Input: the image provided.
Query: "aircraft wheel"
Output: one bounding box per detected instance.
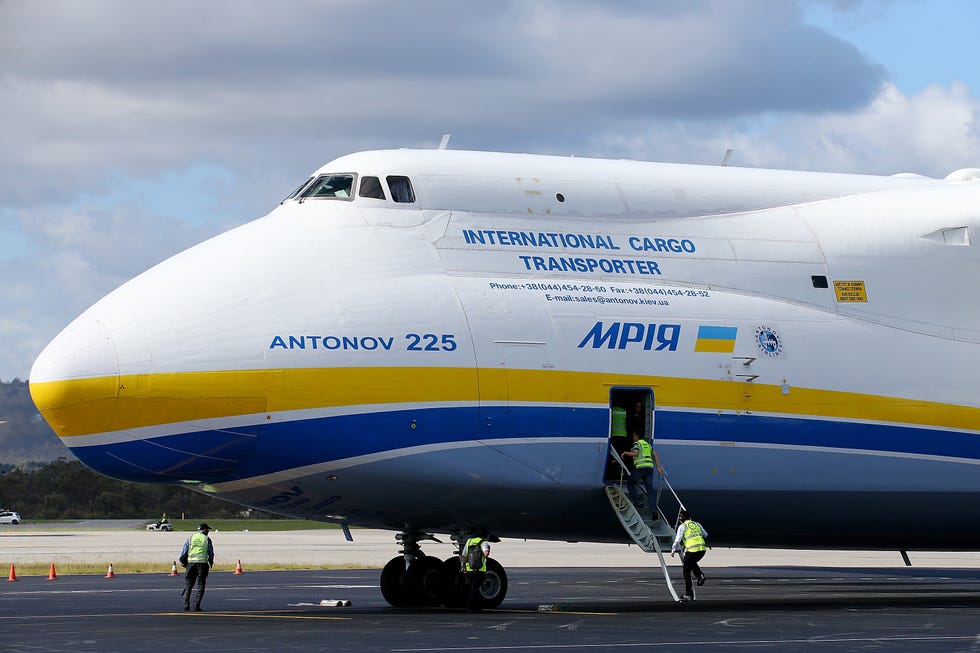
[440,556,467,608]
[478,558,508,609]
[380,557,409,607]
[404,555,444,606]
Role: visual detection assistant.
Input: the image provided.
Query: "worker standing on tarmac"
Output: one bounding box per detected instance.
[179,523,215,611]
[671,509,707,601]
[462,534,491,612]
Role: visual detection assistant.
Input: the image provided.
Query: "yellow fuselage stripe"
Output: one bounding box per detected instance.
[29,367,980,438]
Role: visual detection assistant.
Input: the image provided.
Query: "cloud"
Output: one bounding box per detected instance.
[725,81,980,176]
[0,201,225,381]
[1,0,979,380]
[0,1,885,203]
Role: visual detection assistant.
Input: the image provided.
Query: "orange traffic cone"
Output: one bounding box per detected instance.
[46,563,57,580]
[105,563,116,579]
[7,565,17,581]
[233,559,244,575]
[169,561,179,576]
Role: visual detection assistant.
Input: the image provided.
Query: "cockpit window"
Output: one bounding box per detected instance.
[359,176,386,200]
[282,176,314,203]
[387,176,416,203]
[299,174,356,200]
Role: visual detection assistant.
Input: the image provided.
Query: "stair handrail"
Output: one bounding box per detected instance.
[608,448,631,485]
[609,446,687,516]
[655,469,686,513]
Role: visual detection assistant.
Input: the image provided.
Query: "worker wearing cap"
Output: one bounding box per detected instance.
[179,523,215,611]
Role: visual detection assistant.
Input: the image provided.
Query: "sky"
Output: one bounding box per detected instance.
[2,0,979,381]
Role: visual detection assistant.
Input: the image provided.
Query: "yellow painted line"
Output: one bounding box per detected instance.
[0,611,350,621]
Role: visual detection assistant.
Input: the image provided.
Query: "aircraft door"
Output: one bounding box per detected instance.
[605,387,654,484]
[451,278,560,435]
[476,344,566,483]
[477,343,558,435]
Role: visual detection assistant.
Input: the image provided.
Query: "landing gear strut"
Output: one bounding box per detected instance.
[379,530,508,609]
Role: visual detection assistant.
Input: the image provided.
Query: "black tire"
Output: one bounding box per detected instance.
[10,520,18,525]
[478,558,508,609]
[380,557,409,607]
[404,555,444,607]
[441,556,467,608]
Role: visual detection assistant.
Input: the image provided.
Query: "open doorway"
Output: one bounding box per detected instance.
[604,387,654,483]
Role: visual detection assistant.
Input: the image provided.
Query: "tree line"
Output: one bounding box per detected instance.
[0,378,66,463]
[0,457,280,520]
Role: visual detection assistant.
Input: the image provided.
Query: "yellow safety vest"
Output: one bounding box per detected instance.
[464,537,487,572]
[611,407,627,438]
[188,532,209,563]
[634,439,654,469]
[682,520,706,553]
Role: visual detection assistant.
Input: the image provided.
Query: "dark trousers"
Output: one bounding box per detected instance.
[682,549,706,596]
[466,571,486,611]
[627,466,654,509]
[183,562,209,609]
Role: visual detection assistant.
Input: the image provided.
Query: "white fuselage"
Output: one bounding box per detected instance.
[30,150,980,549]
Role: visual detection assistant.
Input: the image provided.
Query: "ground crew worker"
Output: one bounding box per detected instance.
[622,432,662,513]
[611,406,627,439]
[608,405,632,480]
[179,522,214,611]
[671,509,707,601]
[461,534,491,612]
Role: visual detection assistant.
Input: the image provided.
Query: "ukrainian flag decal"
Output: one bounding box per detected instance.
[695,325,738,353]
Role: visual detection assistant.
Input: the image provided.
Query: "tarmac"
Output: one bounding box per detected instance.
[2,525,980,570]
[1,526,978,651]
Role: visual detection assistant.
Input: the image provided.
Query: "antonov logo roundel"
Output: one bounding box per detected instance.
[755,326,782,357]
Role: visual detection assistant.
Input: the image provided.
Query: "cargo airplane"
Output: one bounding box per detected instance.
[30,149,980,607]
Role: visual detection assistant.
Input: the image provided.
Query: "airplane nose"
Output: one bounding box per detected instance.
[29,287,264,483]
[29,315,120,437]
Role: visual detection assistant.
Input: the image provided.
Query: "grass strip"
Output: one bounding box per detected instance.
[1,561,378,576]
[20,519,342,532]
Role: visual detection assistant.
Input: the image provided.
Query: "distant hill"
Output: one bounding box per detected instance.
[0,457,274,520]
[0,381,281,520]
[0,379,70,465]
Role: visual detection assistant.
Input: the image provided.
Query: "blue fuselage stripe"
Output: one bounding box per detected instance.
[68,405,979,483]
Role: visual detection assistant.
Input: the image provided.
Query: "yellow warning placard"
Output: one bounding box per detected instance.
[833,280,868,302]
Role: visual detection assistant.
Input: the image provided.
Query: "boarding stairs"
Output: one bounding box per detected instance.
[604,451,687,602]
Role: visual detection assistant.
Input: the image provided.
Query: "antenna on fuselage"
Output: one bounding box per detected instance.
[438,134,451,150]
[721,148,734,166]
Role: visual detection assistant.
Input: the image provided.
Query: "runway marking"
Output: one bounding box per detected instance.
[390,635,980,651]
[171,612,351,621]
[491,609,615,616]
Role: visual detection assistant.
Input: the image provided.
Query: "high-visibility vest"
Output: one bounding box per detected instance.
[187,533,209,563]
[634,439,654,469]
[681,520,706,553]
[611,407,627,437]
[464,537,487,572]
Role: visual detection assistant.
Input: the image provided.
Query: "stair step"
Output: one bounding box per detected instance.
[604,485,681,602]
